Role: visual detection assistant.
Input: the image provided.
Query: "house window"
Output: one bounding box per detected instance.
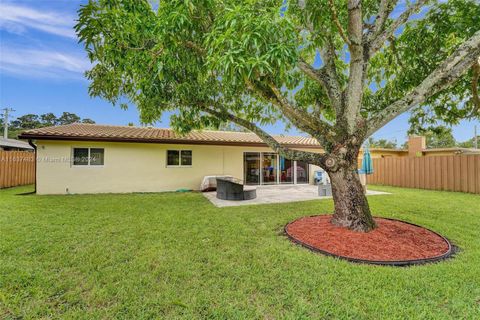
[73,148,89,166]
[73,148,104,166]
[167,150,192,166]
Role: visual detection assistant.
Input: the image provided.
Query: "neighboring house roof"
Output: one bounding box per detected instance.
[0,138,34,150]
[18,123,322,148]
[365,148,407,153]
[422,147,480,154]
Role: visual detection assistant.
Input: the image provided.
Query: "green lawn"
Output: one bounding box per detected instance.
[1,186,479,319]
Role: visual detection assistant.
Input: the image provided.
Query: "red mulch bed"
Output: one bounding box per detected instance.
[285,215,451,263]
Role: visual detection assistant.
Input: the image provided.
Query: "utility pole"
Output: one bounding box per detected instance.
[2,108,15,139]
[475,125,478,149]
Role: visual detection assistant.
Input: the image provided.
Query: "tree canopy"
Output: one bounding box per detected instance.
[76,0,479,153]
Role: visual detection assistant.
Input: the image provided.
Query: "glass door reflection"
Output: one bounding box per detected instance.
[279,156,293,184]
[295,160,309,184]
[244,152,260,185]
[262,153,277,184]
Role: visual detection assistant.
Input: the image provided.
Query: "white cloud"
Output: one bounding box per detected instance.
[0,3,76,39]
[0,47,91,80]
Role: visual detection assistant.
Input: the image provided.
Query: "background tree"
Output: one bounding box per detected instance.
[40,113,58,126]
[10,114,42,131]
[57,112,81,125]
[0,128,22,140]
[367,137,397,149]
[81,118,96,124]
[76,0,480,232]
[457,135,480,148]
[1,112,96,138]
[407,125,457,148]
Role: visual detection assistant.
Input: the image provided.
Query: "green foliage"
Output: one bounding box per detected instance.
[10,114,42,130]
[81,118,96,124]
[0,128,23,139]
[208,121,249,132]
[367,0,480,127]
[206,2,298,87]
[409,125,457,148]
[1,185,480,318]
[40,113,58,126]
[457,135,480,148]
[367,137,398,149]
[1,112,96,138]
[57,112,81,125]
[76,0,299,133]
[75,0,480,136]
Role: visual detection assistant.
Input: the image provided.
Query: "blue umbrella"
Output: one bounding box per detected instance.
[361,146,374,175]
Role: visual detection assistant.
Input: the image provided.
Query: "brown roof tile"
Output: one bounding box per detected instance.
[19,123,321,148]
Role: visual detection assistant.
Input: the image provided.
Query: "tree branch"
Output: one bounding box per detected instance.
[328,0,351,47]
[470,57,480,115]
[367,30,480,136]
[319,39,344,113]
[297,59,342,113]
[199,105,328,165]
[266,82,335,142]
[243,78,335,146]
[343,0,365,134]
[367,0,428,59]
[369,0,398,42]
[388,36,404,68]
[184,40,206,55]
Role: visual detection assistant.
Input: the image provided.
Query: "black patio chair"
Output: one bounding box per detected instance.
[216,178,257,201]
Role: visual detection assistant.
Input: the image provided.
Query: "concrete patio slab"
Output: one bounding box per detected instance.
[203,184,391,207]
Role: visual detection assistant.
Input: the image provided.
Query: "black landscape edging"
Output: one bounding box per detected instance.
[284,215,457,267]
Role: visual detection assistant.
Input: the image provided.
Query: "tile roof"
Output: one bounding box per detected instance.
[422,147,480,154]
[0,138,34,150]
[19,123,321,148]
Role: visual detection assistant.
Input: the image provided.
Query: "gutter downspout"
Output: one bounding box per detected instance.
[28,139,37,194]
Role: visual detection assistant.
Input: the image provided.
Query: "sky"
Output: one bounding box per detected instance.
[0,0,478,146]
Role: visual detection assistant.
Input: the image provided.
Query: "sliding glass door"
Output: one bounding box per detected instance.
[244,153,309,185]
[279,156,294,184]
[296,160,309,184]
[244,152,260,185]
[262,153,277,184]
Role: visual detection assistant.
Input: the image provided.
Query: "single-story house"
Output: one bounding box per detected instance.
[18,124,478,195]
[19,124,328,194]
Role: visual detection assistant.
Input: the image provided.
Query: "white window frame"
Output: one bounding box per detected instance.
[71,147,105,167]
[166,150,193,168]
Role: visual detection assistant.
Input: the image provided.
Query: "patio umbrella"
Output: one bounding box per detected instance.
[361,146,374,175]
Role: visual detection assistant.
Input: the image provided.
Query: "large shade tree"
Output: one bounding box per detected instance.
[76,0,480,232]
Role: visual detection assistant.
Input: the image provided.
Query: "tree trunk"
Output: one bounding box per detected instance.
[328,163,376,232]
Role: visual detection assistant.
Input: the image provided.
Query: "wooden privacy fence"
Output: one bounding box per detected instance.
[367,155,480,194]
[0,151,35,189]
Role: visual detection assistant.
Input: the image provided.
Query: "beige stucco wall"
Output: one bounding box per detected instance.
[35,140,324,194]
[360,149,408,158]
